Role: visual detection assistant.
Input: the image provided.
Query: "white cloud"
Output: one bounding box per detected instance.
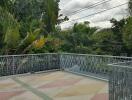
[59,0,129,29]
[90,21,112,28]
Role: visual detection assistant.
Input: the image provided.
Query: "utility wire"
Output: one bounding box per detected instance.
[62,0,109,13]
[62,2,128,24]
[66,0,112,16]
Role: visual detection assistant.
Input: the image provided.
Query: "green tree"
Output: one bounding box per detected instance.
[13,0,44,37]
[43,0,68,33]
[59,22,97,53]
[110,18,125,41]
[0,7,20,54]
[15,28,42,54]
[0,6,42,54]
[123,17,132,51]
[129,0,132,16]
[0,0,13,11]
[110,18,127,55]
[0,0,66,54]
[13,0,68,36]
[92,29,117,55]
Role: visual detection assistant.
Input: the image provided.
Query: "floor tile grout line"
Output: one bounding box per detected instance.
[12,77,53,100]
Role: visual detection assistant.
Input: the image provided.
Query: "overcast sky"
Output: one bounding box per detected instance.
[59,0,129,29]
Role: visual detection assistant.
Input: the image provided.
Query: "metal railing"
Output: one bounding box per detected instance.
[108,62,132,100]
[0,53,132,79]
[0,53,132,99]
[0,53,60,76]
[60,53,132,80]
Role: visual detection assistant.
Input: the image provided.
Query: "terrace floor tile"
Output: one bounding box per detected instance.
[0,71,108,100]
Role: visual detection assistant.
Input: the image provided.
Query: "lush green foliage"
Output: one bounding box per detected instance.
[0,0,66,54]
[123,17,132,49]
[0,0,132,56]
[58,23,96,53]
[0,7,20,53]
[92,29,115,55]
[129,0,132,16]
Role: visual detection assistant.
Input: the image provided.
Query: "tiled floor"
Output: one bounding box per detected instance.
[0,71,108,100]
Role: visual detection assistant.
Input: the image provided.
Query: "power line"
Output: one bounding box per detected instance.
[62,0,108,13]
[62,2,128,24]
[66,0,112,16]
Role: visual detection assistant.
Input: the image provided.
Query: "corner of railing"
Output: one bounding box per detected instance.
[57,53,62,71]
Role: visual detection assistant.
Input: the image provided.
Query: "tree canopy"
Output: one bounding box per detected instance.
[0,0,132,56]
[0,0,67,54]
[129,0,132,16]
[123,17,132,49]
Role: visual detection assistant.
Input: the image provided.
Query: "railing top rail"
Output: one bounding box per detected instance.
[0,53,58,57]
[108,64,132,69]
[0,53,132,59]
[60,53,132,59]
[108,61,132,65]
[108,61,132,69]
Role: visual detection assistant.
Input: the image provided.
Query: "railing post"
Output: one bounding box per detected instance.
[12,56,15,75]
[5,56,8,76]
[31,55,34,73]
[58,53,61,70]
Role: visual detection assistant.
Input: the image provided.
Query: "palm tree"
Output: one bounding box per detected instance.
[0,6,42,54]
[0,6,20,54]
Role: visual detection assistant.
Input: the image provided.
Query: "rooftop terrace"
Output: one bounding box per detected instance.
[0,53,131,100]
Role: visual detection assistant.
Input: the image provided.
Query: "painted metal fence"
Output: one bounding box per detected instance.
[109,62,132,100]
[60,53,132,80]
[0,53,132,79]
[0,53,60,76]
[0,53,132,99]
